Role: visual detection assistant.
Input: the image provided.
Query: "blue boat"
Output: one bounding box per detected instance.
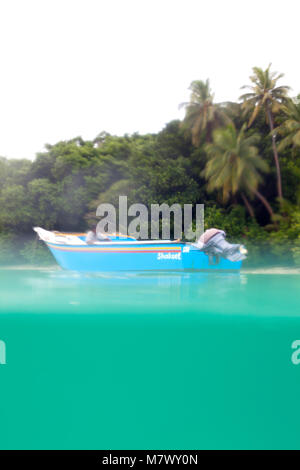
[34,227,245,272]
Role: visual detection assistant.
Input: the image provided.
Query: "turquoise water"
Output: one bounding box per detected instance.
[0,267,300,449]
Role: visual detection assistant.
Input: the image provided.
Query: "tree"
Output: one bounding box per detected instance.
[203,124,273,218]
[277,97,300,151]
[0,184,32,231]
[240,64,290,199]
[180,79,230,146]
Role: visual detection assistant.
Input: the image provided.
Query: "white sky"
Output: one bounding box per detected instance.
[0,0,299,159]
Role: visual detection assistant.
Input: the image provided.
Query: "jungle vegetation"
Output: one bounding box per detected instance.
[0,65,300,266]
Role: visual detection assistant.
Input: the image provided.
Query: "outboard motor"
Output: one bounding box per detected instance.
[193,229,247,262]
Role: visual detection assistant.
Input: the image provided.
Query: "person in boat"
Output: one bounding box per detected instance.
[86,226,110,244]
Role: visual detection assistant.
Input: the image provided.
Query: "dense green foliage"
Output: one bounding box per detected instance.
[0,65,300,266]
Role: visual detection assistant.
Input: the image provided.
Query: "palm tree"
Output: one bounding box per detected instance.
[240,64,290,200]
[277,98,300,151]
[203,124,273,218]
[180,79,230,146]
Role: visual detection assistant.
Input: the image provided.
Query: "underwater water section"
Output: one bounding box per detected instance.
[0,267,300,449]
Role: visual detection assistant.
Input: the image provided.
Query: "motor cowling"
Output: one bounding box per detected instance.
[193,229,247,262]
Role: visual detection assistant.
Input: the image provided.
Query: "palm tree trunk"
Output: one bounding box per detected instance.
[267,107,283,200]
[241,192,255,218]
[254,189,274,217]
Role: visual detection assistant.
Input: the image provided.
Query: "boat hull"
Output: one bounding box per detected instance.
[46,241,242,272]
